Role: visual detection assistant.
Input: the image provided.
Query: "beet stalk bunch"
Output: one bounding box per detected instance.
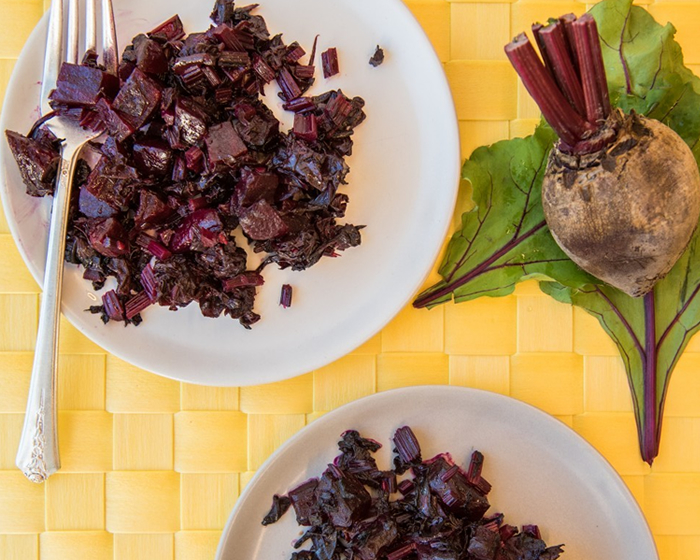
[505,13,700,297]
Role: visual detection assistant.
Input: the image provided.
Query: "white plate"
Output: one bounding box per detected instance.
[0,0,458,385]
[216,386,658,560]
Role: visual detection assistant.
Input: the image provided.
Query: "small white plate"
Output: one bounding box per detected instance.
[0,0,458,385]
[216,386,658,560]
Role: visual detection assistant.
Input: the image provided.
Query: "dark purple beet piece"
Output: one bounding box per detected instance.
[174,97,208,145]
[49,63,118,107]
[148,14,185,42]
[102,290,125,321]
[262,495,292,526]
[316,467,371,528]
[87,217,130,257]
[279,284,292,308]
[393,426,422,465]
[78,186,118,218]
[132,138,173,177]
[170,208,224,252]
[205,121,248,167]
[321,47,340,78]
[95,98,135,142]
[5,130,60,197]
[467,525,501,560]
[135,37,169,75]
[426,454,490,520]
[235,168,278,207]
[134,190,172,226]
[288,478,320,526]
[369,45,385,67]
[239,199,289,240]
[210,0,236,25]
[111,67,162,130]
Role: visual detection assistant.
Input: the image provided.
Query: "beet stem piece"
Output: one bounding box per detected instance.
[531,24,554,79]
[571,14,611,123]
[504,34,591,146]
[559,13,580,73]
[643,290,658,464]
[539,22,586,116]
[280,284,293,308]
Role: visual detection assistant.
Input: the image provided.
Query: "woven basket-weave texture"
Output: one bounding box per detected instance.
[1,0,700,558]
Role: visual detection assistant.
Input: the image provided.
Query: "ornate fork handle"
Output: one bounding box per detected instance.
[15,144,82,483]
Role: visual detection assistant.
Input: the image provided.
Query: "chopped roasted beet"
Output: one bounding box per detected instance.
[263,427,564,560]
[321,47,340,78]
[235,168,278,207]
[78,185,118,218]
[134,190,172,226]
[134,36,169,74]
[148,14,186,42]
[111,67,162,130]
[239,199,289,240]
[87,217,130,257]
[8,0,366,329]
[5,130,60,197]
[369,45,385,67]
[262,494,292,526]
[174,97,208,145]
[205,121,248,166]
[49,63,118,108]
[132,138,173,177]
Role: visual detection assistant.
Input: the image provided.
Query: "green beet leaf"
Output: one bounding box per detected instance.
[415,0,700,464]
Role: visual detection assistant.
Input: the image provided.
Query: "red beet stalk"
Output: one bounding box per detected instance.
[504,34,591,146]
[572,14,611,123]
[505,13,611,149]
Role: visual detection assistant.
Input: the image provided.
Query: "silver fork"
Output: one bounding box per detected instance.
[15,0,118,483]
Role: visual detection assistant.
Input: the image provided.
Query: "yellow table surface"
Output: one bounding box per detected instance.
[1,0,700,558]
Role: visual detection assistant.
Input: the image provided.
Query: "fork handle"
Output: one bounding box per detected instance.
[16,143,82,483]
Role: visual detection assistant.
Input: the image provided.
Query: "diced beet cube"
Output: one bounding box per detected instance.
[288,478,320,526]
[135,37,169,74]
[132,138,173,177]
[95,98,136,142]
[148,14,185,42]
[321,47,340,78]
[134,190,172,226]
[239,200,289,240]
[111,67,162,130]
[184,146,205,173]
[170,208,223,253]
[174,97,208,145]
[49,63,118,107]
[212,23,253,51]
[235,168,278,207]
[5,130,60,197]
[205,121,248,167]
[87,217,130,257]
[78,185,118,218]
[86,158,138,208]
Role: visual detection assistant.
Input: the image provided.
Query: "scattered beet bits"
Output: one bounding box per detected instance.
[6,0,366,329]
[263,427,565,560]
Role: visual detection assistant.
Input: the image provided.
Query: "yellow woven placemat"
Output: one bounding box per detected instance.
[1,0,700,558]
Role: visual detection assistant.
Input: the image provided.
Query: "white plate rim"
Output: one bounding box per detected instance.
[215,385,659,560]
[0,0,460,386]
